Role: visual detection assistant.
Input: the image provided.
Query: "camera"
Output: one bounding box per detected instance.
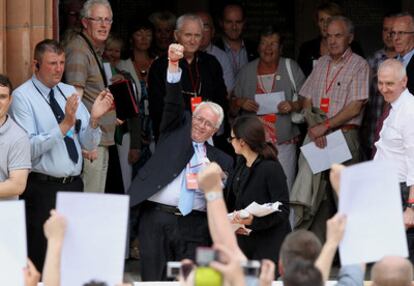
[242,260,261,286]
[194,247,222,286]
[166,261,181,279]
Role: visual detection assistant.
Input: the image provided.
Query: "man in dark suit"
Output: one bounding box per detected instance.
[128,43,233,281]
[392,12,414,93]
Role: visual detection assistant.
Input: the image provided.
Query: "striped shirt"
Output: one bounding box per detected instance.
[299,48,369,125]
[64,32,116,146]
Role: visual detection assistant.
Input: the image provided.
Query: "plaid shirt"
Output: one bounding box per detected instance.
[64,33,116,146]
[299,48,370,125]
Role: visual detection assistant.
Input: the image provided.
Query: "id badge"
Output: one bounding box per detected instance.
[262,114,277,123]
[186,173,198,189]
[191,96,202,113]
[320,98,330,114]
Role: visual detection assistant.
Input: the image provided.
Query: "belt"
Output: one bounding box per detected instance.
[145,201,206,216]
[339,124,359,132]
[30,172,80,184]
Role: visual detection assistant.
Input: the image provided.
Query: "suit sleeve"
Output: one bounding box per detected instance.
[148,58,167,141]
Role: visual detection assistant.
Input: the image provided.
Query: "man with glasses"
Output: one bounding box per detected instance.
[129,44,233,281]
[64,0,117,194]
[391,12,414,93]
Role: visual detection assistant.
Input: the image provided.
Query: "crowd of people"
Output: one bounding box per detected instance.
[2,0,414,284]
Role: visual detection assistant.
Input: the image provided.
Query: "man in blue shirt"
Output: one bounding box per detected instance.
[9,39,113,272]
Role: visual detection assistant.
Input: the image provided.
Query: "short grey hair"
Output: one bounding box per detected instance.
[378,58,407,81]
[327,15,354,35]
[394,12,414,30]
[194,101,224,128]
[175,14,203,32]
[80,0,112,19]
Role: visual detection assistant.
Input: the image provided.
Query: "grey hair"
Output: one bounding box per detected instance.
[80,0,112,19]
[149,11,176,28]
[394,12,414,30]
[175,14,203,32]
[327,15,354,34]
[378,58,407,81]
[194,101,224,128]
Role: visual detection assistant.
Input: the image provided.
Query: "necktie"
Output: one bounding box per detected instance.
[178,143,205,216]
[49,89,79,163]
[372,102,391,158]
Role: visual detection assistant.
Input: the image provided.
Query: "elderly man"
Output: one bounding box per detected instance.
[371,256,413,286]
[148,14,228,150]
[215,3,258,75]
[129,44,233,281]
[9,39,113,271]
[374,59,414,263]
[197,11,235,93]
[64,0,117,194]
[392,12,414,93]
[291,16,369,242]
[0,75,31,201]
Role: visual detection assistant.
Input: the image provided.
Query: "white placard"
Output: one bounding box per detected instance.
[338,160,408,265]
[301,130,352,174]
[56,192,129,286]
[0,200,26,286]
[255,91,285,115]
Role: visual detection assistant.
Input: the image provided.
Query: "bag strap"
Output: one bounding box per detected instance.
[285,58,296,93]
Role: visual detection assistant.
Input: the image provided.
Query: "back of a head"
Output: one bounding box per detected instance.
[283,258,323,286]
[371,256,413,286]
[279,230,322,270]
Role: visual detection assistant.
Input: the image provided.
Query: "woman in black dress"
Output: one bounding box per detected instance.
[226,115,291,269]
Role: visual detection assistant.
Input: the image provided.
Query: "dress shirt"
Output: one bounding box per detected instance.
[223,39,249,76]
[205,43,235,92]
[299,48,370,125]
[9,75,101,177]
[401,48,414,68]
[374,89,414,186]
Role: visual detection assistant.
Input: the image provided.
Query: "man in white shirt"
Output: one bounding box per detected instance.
[374,58,414,263]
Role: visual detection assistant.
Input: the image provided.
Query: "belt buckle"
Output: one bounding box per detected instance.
[62,177,70,184]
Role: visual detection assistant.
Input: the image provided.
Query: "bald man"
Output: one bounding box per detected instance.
[371,256,413,286]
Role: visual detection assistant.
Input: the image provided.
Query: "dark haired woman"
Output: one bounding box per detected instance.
[226,115,291,269]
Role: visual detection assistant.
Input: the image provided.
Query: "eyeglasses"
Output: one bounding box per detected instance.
[87,17,113,25]
[227,136,237,143]
[192,115,216,130]
[390,31,414,38]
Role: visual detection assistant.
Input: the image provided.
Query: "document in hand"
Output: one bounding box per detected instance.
[338,160,408,265]
[109,79,139,120]
[56,192,129,286]
[255,91,286,115]
[0,201,26,286]
[301,130,352,174]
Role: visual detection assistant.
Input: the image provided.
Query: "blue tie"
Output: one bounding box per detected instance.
[178,143,205,215]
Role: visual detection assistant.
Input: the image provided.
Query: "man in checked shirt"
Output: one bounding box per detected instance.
[290,16,369,243]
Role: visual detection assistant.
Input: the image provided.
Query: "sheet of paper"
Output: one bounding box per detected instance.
[56,192,129,286]
[339,160,408,265]
[255,91,285,115]
[0,201,26,286]
[244,201,283,217]
[103,62,113,83]
[300,130,352,174]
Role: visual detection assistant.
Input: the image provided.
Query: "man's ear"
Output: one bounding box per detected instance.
[81,17,88,30]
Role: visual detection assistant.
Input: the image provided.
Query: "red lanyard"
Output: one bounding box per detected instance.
[325,53,352,95]
[257,73,277,94]
[186,57,200,97]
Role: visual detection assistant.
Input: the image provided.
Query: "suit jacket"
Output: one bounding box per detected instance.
[128,81,233,207]
[406,55,414,94]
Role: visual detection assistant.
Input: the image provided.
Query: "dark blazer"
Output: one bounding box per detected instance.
[406,55,414,94]
[225,156,291,264]
[215,37,259,62]
[147,51,228,142]
[297,36,365,77]
[128,80,233,207]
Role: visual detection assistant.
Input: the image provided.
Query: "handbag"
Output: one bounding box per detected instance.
[285,58,305,124]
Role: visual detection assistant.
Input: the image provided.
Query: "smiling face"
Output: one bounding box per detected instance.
[81,4,112,47]
[258,33,281,65]
[378,63,407,104]
[104,40,122,66]
[174,19,203,56]
[191,105,219,143]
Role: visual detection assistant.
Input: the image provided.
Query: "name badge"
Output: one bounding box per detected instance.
[191,96,202,113]
[320,98,330,114]
[262,114,277,123]
[186,173,198,189]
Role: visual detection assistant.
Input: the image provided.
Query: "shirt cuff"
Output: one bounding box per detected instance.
[167,69,182,83]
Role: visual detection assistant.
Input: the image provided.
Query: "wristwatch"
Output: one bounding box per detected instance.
[205,191,223,202]
[407,203,414,209]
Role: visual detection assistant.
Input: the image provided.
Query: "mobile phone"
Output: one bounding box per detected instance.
[196,247,218,266]
[166,261,181,278]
